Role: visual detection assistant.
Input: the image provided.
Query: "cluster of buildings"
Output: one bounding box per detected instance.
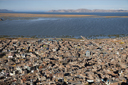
[0,38,128,85]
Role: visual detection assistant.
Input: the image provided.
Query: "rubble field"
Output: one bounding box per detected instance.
[0,37,128,85]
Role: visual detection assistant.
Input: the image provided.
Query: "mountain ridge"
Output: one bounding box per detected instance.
[0,9,13,12]
[48,9,128,13]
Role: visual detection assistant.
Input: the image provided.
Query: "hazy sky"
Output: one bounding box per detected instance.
[0,0,128,11]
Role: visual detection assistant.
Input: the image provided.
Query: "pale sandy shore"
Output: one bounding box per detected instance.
[0,13,128,18]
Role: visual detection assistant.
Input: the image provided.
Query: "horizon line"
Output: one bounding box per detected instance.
[1,8,128,12]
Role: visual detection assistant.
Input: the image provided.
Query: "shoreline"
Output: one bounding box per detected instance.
[0,34,128,40]
[0,13,128,18]
[0,36,128,41]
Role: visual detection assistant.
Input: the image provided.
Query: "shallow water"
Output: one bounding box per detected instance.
[0,17,128,38]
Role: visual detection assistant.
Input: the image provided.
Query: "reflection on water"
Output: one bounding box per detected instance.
[0,17,128,39]
[30,18,58,21]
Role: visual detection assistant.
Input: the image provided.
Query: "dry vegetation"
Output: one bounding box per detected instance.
[0,13,128,18]
[0,13,96,17]
[105,16,128,18]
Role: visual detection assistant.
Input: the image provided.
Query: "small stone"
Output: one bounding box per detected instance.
[87,80,94,83]
[41,76,46,81]
[86,51,91,57]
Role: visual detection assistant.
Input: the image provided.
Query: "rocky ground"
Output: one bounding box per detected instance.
[0,37,128,85]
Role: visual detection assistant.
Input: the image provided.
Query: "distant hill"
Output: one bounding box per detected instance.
[0,9,13,12]
[48,9,128,13]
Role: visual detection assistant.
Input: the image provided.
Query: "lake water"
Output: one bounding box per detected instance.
[0,13,128,39]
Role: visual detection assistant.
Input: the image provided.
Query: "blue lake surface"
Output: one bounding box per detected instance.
[0,13,128,38]
[26,12,128,16]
